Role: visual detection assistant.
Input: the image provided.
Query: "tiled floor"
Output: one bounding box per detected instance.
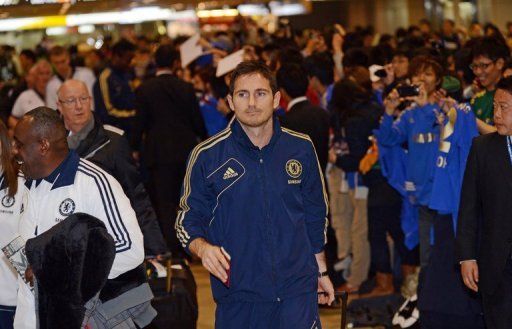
[192,264,342,329]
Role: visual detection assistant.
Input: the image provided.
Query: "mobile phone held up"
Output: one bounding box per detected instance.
[397,84,420,98]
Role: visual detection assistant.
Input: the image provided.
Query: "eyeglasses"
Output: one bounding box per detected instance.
[469,61,495,71]
[59,96,91,106]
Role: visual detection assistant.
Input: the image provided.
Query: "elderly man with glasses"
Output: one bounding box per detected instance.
[56,79,168,258]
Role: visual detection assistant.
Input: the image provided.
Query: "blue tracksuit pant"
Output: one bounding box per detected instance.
[215,292,321,329]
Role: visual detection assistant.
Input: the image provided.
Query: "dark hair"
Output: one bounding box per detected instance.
[20,49,37,63]
[154,45,179,68]
[278,47,304,66]
[24,107,67,151]
[409,55,444,88]
[0,120,18,197]
[496,76,512,95]
[330,78,372,120]
[229,60,278,95]
[342,48,369,68]
[49,45,68,58]
[112,39,136,57]
[304,52,334,86]
[472,36,510,62]
[276,63,308,98]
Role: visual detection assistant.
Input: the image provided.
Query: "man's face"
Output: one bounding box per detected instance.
[35,63,52,92]
[12,119,43,179]
[227,73,280,128]
[411,66,439,95]
[471,55,504,90]
[19,54,34,74]
[392,55,409,79]
[57,82,93,132]
[50,53,70,78]
[494,89,512,135]
[113,51,135,71]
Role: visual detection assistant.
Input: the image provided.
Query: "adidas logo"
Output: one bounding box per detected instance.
[223,167,238,180]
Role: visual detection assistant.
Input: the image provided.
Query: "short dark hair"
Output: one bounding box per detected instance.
[304,53,334,86]
[112,39,136,57]
[472,36,510,62]
[20,49,37,63]
[497,76,512,95]
[409,55,444,88]
[24,107,67,143]
[49,45,68,58]
[276,63,308,98]
[229,60,278,95]
[154,45,179,68]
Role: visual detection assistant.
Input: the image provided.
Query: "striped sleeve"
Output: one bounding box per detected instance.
[78,160,144,278]
[176,129,231,252]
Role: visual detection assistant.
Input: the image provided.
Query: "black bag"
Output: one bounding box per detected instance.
[146,258,198,329]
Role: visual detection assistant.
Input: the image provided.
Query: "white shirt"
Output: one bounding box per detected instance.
[287,96,308,112]
[14,153,143,329]
[11,89,45,119]
[46,66,96,110]
[0,175,24,307]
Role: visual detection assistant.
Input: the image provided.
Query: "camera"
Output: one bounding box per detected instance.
[397,84,420,97]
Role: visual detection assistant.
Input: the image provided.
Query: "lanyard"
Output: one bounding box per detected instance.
[507,136,512,165]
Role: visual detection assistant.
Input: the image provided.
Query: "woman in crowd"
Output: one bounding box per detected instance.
[0,120,24,329]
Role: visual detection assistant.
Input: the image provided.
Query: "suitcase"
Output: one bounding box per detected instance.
[145,258,198,329]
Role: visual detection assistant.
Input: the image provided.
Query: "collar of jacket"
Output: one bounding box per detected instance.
[74,115,110,158]
[230,115,282,155]
[25,151,79,190]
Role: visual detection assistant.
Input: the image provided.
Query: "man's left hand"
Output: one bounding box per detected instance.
[317,276,335,305]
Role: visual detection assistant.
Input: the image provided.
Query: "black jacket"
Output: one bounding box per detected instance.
[74,117,168,255]
[334,100,382,173]
[279,99,330,173]
[456,133,512,295]
[133,73,207,166]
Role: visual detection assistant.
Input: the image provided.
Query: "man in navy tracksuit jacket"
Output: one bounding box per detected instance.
[176,61,334,329]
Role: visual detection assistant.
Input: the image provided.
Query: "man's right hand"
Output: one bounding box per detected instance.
[190,238,229,283]
[461,260,479,292]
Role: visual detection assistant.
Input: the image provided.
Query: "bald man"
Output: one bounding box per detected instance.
[12,107,154,329]
[57,79,167,256]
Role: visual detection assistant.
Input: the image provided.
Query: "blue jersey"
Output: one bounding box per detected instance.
[429,103,478,229]
[377,104,440,206]
[199,95,229,137]
[375,136,419,250]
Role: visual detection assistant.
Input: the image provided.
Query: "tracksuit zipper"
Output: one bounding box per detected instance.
[259,151,280,302]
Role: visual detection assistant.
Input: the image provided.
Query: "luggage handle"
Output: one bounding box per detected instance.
[335,291,348,329]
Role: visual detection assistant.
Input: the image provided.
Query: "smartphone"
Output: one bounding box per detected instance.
[374,69,387,78]
[397,85,420,97]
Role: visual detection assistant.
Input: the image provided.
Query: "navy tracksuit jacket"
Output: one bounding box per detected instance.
[176,118,328,304]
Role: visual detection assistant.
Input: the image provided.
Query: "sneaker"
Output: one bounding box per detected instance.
[334,255,352,272]
[392,293,419,328]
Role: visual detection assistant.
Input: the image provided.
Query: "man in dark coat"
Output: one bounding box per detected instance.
[57,79,167,256]
[457,76,512,329]
[276,63,329,173]
[133,45,207,255]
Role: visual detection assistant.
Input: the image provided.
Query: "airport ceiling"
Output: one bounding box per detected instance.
[0,0,266,18]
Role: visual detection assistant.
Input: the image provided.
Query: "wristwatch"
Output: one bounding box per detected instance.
[318,270,329,278]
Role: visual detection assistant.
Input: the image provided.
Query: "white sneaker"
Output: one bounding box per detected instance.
[334,255,352,272]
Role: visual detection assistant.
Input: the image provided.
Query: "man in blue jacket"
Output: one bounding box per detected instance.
[176,61,334,329]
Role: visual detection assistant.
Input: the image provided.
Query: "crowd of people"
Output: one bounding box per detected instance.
[1,14,512,328]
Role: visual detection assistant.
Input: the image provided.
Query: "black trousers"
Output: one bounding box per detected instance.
[482,258,512,329]
[147,162,187,256]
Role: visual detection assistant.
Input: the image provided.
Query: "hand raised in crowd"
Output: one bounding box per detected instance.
[190,238,230,283]
[409,82,429,107]
[461,261,479,292]
[383,63,395,86]
[332,33,344,54]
